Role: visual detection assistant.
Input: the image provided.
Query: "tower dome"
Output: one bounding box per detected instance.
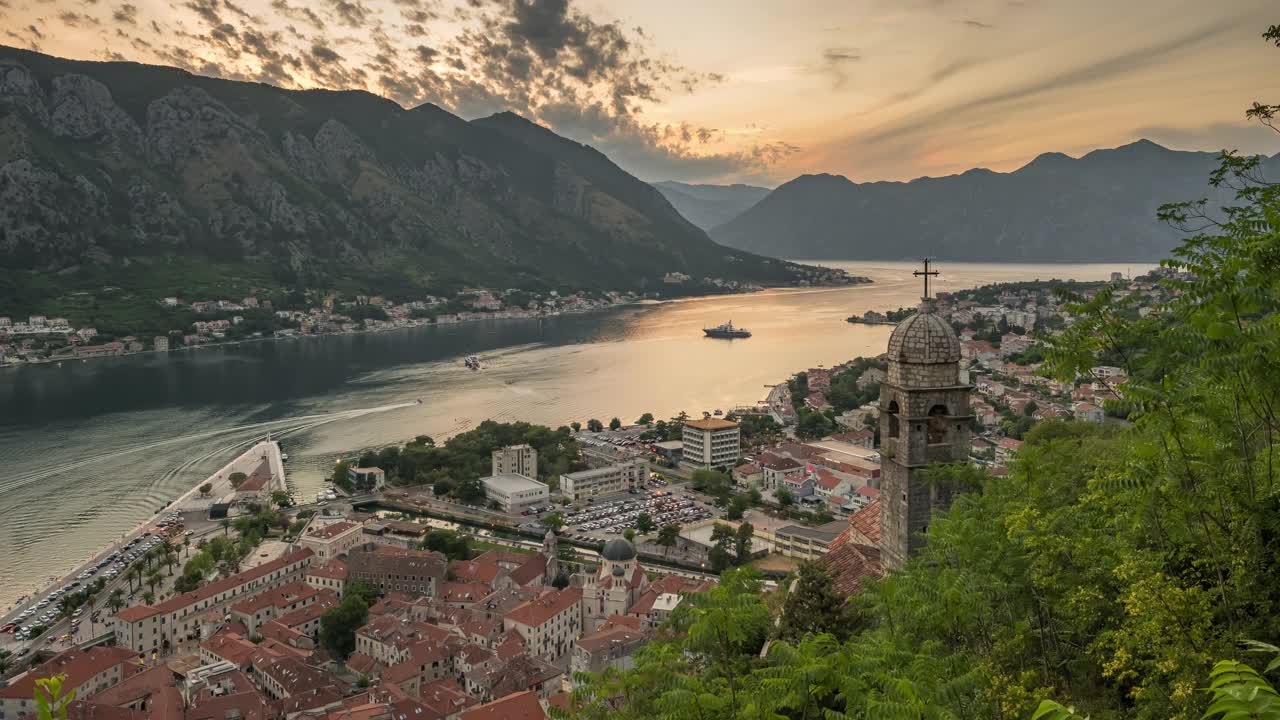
[601,538,637,562]
[886,301,961,365]
[885,301,962,388]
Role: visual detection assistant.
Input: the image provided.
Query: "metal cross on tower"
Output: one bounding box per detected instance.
[914,258,939,299]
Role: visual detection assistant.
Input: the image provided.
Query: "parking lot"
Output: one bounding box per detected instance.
[559,475,720,542]
[5,511,188,646]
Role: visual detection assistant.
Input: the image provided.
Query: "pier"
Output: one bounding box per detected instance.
[0,438,289,659]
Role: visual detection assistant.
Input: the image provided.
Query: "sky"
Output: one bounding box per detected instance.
[2,0,1278,185]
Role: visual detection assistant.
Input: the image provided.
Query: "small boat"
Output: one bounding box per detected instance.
[713,409,723,416]
[281,453,290,462]
[463,355,481,370]
[703,321,751,339]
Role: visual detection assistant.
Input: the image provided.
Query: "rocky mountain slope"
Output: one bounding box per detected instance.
[0,46,805,298]
[652,181,770,231]
[711,140,1280,261]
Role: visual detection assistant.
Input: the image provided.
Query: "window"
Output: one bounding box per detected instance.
[886,400,901,438]
[927,405,949,444]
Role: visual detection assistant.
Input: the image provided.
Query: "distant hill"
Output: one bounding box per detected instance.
[653,181,770,231]
[710,140,1280,262]
[0,45,809,305]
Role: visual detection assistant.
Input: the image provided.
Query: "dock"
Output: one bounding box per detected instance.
[0,438,288,656]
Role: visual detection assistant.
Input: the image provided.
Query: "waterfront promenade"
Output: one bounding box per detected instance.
[0,439,288,658]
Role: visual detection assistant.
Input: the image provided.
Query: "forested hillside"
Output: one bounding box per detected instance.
[558,26,1280,720]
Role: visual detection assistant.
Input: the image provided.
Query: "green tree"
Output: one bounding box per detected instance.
[270,490,292,507]
[142,591,155,605]
[198,482,213,497]
[726,495,748,520]
[542,511,565,534]
[219,518,230,536]
[609,417,622,430]
[636,413,654,425]
[708,523,736,572]
[586,419,604,433]
[777,561,853,643]
[228,471,247,489]
[656,524,680,555]
[635,512,655,534]
[420,529,471,561]
[776,488,794,508]
[571,422,582,433]
[733,522,754,564]
[690,468,732,501]
[108,589,125,613]
[320,581,375,659]
[452,476,486,503]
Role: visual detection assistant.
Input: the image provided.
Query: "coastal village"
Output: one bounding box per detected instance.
[0,269,1162,720]
[0,265,860,366]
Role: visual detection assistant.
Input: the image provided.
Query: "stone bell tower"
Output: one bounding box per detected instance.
[878,260,972,569]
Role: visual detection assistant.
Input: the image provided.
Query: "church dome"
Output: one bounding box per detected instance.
[611,564,625,576]
[886,303,961,365]
[601,538,637,562]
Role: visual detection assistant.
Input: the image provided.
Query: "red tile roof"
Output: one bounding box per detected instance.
[0,647,140,700]
[307,521,358,540]
[450,560,501,584]
[308,558,349,581]
[505,587,581,628]
[818,543,884,596]
[440,582,494,604]
[201,631,259,667]
[684,418,738,431]
[461,691,547,720]
[232,581,318,614]
[847,498,880,543]
[117,549,314,622]
[505,554,548,587]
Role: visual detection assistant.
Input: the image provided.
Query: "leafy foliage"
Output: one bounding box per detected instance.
[566,34,1280,718]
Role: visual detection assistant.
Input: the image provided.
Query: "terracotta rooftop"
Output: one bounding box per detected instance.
[83,664,178,708]
[439,582,494,604]
[460,691,546,720]
[684,417,739,431]
[450,560,502,584]
[117,549,314,622]
[0,646,140,700]
[201,631,260,667]
[818,542,884,596]
[308,558,349,581]
[505,587,582,628]
[237,460,274,493]
[232,580,319,614]
[847,498,881,543]
[307,521,359,540]
[505,554,548,587]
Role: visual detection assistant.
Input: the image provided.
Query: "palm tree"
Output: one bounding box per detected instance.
[182,537,191,558]
[142,591,155,605]
[109,589,125,613]
[220,518,231,536]
[0,650,11,675]
[164,551,178,576]
[145,570,162,597]
[126,566,141,593]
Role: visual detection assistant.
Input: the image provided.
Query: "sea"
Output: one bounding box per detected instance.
[0,261,1151,608]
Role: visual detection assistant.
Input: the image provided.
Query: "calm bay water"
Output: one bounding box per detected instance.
[0,261,1149,606]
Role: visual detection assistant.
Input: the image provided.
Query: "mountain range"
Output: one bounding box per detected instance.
[0,45,809,305]
[651,181,770,231]
[708,140,1280,262]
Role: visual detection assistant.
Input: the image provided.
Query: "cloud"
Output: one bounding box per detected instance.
[324,0,371,28]
[31,0,796,183]
[862,19,1237,147]
[112,3,136,24]
[270,0,325,30]
[820,46,860,89]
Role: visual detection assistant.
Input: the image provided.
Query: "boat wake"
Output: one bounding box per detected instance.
[0,402,416,495]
